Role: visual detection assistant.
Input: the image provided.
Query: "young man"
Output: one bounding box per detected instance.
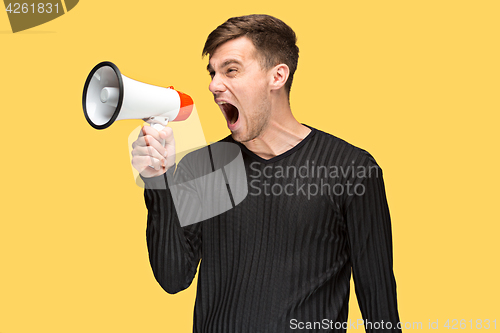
[132,15,401,333]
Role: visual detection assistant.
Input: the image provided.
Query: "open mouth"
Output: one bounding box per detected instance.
[218,101,240,125]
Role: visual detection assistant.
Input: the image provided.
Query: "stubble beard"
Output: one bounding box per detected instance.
[232,94,271,143]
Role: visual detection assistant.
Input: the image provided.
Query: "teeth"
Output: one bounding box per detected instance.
[217,101,227,105]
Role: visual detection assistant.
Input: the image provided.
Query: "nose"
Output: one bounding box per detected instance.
[209,74,226,94]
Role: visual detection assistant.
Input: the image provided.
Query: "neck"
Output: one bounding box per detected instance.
[241,97,311,160]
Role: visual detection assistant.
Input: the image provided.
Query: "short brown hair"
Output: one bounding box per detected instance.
[202,14,299,96]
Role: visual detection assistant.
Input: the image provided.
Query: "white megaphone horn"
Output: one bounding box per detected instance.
[82,61,194,133]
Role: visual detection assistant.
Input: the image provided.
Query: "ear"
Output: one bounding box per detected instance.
[269,64,290,91]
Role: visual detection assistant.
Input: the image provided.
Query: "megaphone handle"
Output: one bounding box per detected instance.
[151,122,168,147]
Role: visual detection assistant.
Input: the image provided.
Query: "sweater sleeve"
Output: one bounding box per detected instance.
[142,165,202,294]
[344,163,401,332]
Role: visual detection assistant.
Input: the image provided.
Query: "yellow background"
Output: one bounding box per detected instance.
[1,1,499,332]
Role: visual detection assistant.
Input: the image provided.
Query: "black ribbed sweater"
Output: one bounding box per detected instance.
[142,126,401,332]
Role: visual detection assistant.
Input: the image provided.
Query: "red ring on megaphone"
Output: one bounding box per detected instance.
[175,91,194,121]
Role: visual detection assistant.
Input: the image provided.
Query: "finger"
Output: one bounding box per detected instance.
[132,146,166,162]
[133,134,167,157]
[132,136,146,149]
[132,136,151,149]
[133,125,162,146]
[132,155,165,172]
[160,127,176,151]
[145,134,168,158]
[142,125,163,143]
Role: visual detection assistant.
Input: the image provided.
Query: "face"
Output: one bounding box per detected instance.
[208,37,272,143]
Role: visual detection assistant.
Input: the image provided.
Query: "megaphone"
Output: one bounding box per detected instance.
[82,61,194,133]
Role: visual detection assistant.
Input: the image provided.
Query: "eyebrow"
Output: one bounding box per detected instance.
[207,59,243,72]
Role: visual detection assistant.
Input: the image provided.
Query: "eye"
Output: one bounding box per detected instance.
[227,68,237,76]
[209,71,215,79]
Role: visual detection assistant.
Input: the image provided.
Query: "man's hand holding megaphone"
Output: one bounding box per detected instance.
[131,125,176,178]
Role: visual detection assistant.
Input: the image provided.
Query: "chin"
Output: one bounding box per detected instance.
[232,132,259,144]
[232,123,267,143]
[230,131,245,143]
[230,130,249,143]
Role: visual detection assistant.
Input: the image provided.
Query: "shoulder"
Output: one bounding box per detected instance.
[309,127,386,209]
[306,126,380,170]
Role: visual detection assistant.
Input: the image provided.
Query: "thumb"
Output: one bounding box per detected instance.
[160,126,173,139]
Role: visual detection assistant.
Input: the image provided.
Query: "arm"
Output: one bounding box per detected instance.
[345,162,401,332]
[143,170,202,294]
[132,125,202,294]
